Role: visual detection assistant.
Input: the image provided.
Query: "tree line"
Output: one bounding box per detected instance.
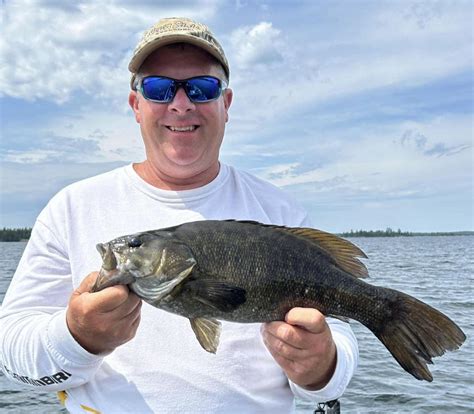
[0,227,472,242]
[339,228,473,237]
[339,228,411,237]
[0,228,32,241]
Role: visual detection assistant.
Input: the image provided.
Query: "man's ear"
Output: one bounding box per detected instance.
[223,88,233,123]
[129,91,141,123]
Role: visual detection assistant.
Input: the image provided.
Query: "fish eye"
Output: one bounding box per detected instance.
[128,237,142,248]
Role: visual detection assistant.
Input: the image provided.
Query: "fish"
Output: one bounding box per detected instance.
[92,220,466,382]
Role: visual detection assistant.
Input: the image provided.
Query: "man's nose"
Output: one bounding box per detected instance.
[168,87,196,113]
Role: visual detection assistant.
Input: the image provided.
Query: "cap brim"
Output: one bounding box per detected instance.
[128,34,229,77]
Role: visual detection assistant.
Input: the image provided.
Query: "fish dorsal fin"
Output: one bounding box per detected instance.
[226,220,368,279]
[280,227,368,278]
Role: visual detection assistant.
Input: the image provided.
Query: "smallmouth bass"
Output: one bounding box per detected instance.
[92,220,466,381]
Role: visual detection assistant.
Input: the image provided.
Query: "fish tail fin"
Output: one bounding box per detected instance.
[373,290,465,381]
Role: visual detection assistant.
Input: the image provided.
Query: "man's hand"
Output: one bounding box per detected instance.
[66,272,142,354]
[261,307,337,390]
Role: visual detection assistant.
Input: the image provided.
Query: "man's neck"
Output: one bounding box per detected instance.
[132,161,220,191]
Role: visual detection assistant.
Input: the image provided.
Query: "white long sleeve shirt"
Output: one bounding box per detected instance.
[0,163,358,413]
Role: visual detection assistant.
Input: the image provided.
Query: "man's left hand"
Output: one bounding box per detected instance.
[261,307,337,390]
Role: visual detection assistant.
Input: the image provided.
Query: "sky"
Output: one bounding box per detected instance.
[0,0,472,233]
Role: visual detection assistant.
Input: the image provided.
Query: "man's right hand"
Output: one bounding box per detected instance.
[66,272,142,354]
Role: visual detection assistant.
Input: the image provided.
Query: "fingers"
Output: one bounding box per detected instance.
[263,322,305,350]
[261,307,338,389]
[74,272,140,314]
[261,323,316,382]
[285,307,327,334]
[90,285,138,313]
[66,272,143,354]
[72,271,100,295]
[262,308,328,353]
[128,305,142,336]
[103,299,142,342]
[119,295,142,321]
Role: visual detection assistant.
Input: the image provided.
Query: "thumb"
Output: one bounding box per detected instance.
[74,272,100,295]
[285,307,327,334]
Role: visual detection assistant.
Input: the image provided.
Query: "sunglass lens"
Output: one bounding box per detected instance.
[186,77,221,102]
[142,78,175,102]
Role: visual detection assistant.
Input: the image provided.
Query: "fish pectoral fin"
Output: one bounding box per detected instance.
[184,279,247,312]
[190,318,221,353]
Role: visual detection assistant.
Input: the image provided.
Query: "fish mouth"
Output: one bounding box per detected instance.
[92,268,118,292]
[92,243,134,292]
[96,243,117,271]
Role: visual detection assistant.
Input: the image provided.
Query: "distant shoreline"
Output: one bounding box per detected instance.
[0,228,32,242]
[1,227,473,242]
[338,230,474,237]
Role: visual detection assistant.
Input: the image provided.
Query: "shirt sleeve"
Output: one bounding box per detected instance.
[289,317,359,402]
[0,218,103,391]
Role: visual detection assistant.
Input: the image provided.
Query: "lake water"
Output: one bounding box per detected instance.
[0,237,473,413]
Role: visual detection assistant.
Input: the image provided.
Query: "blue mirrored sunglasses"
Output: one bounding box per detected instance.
[137,75,227,103]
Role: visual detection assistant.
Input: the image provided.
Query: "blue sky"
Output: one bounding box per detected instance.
[0,0,472,232]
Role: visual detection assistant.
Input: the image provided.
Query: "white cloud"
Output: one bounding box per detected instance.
[1,1,472,231]
[1,160,127,210]
[229,22,285,68]
[0,0,221,103]
[251,113,473,203]
[3,135,100,163]
[226,3,472,128]
[47,110,146,162]
[1,108,145,165]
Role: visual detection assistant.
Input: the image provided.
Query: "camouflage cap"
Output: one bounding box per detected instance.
[129,17,229,89]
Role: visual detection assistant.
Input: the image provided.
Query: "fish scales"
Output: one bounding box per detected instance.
[170,221,361,321]
[92,219,466,382]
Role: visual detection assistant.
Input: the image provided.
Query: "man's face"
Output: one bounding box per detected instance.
[129,45,232,184]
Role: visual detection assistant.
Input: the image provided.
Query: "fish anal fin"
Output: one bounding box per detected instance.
[190,318,221,353]
[184,279,246,312]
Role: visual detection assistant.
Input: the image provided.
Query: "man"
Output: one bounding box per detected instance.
[0,17,358,413]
